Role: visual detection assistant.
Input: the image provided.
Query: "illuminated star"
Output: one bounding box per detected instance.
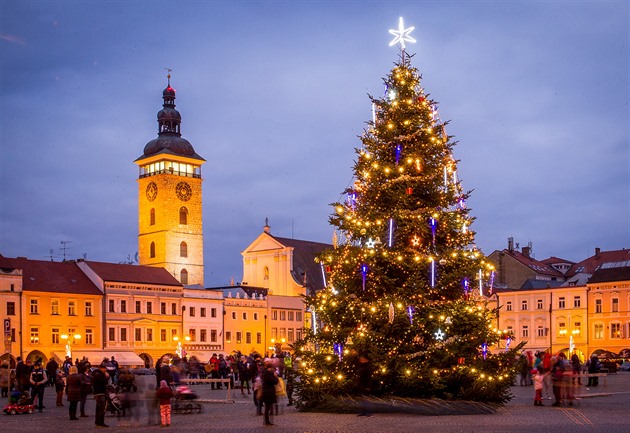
[434,328,445,340]
[389,17,416,50]
[411,235,420,246]
[365,238,376,249]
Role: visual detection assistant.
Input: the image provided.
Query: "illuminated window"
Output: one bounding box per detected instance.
[236,332,242,343]
[150,242,156,258]
[271,328,277,339]
[85,301,93,316]
[189,329,196,341]
[30,327,39,344]
[595,299,602,313]
[180,242,188,258]
[611,323,621,338]
[52,328,60,344]
[594,324,603,339]
[272,310,278,320]
[51,299,59,315]
[150,208,155,225]
[288,329,294,342]
[68,300,77,316]
[85,329,93,345]
[30,299,38,314]
[179,207,188,225]
[225,331,232,343]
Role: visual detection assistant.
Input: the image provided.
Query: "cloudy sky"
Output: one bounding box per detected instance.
[1,1,628,286]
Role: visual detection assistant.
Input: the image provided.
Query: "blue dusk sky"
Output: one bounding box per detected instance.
[1,1,628,286]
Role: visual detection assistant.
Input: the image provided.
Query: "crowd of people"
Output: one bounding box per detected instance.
[517,350,604,407]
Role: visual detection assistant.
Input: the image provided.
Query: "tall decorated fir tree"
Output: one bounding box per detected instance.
[294,18,519,410]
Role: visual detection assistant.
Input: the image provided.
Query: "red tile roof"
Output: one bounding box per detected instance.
[588,265,630,284]
[83,260,181,286]
[2,257,101,295]
[567,249,630,276]
[498,249,564,277]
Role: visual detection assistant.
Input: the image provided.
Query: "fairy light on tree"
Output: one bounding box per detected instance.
[294,17,519,410]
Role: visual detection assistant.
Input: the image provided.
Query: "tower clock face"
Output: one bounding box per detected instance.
[176,181,192,201]
[146,182,158,201]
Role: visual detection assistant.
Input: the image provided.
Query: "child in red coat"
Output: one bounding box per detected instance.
[156,380,173,426]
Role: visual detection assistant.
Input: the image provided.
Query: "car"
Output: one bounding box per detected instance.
[3,403,35,415]
[618,361,630,371]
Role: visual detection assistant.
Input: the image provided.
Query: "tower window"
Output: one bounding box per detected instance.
[150,242,156,258]
[179,207,188,225]
[150,208,155,225]
[180,269,188,285]
[180,241,188,258]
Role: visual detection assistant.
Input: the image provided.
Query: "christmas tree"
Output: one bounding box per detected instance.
[294,19,518,410]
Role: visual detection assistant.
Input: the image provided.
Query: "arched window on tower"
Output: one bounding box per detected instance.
[150,242,156,258]
[150,208,155,226]
[180,241,188,258]
[179,207,188,225]
[180,269,188,285]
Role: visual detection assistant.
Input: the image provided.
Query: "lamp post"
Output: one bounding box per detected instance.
[174,335,191,358]
[60,333,81,359]
[270,338,286,356]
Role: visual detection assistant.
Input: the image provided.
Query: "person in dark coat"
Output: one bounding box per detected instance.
[260,363,279,426]
[356,354,372,417]
[79,364,92,417]
[29,361,48,412]
[66,366,82,420]
[92,364,109,427]
[46,358,59,387]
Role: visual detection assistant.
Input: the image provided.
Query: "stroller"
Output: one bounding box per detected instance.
[3,391,35,415]
[172,385,202,414]
[105,384,125,417]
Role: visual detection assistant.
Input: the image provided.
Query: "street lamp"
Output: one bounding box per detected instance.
[60,333,81,359]
[270,338,286,355]
[173,335,190,358]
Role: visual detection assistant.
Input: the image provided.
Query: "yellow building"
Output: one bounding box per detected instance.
[0,257,103,364]
[181,286,224,361]
[135,76,206,287]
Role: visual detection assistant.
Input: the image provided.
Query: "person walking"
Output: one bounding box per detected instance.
[260,362,279,426]
[29,361,47,412]
[46,358,58,387]
[79,364,92,417]
[156,380,173,427]
[66,366,82,420]
[92,364,109,427]
[0,360,10,398]
[54,369,65,407]
[532,369,544,406]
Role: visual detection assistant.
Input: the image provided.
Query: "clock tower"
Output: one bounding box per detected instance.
[135,75,205,286]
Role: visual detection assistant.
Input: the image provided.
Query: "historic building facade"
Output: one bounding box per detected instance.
[135,76,205,287]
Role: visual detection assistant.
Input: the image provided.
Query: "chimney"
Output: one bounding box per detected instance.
[595,248,601,258]
[522,246,531,257]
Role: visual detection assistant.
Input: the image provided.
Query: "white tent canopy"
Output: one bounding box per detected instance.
[53,350,145,367]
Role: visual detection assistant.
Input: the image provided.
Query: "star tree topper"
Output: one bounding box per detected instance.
[389,17,416,50]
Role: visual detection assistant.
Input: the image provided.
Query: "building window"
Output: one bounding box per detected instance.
[120,328,127,342]
[506,301,512,311]
[558,322,566,336]
[595,299,602,313]
[136,301,141,313]
[179,207,188,225]
[146,329,153,342]
[30,299,38,314]
[189,329,196,341]
[225,331,232,343]
[85,301,93,316]
[272,310,278,320]
[288,328,294,342]
[280,311,286,321]
[180,269,188,285]
[200,329,207,342]
[611,323,621,338]
[280,328,286,339]
[150,242,156,258]
[171,303,177,315]
[30,327,39,344]
[264,266,269,280]
[6,302,15,316]
[537,326,545,337]
[147,302,153,314]
[594,323,603,339]
[150,208,155,225]
[522,325,529,338]
[161,302,167,315]
[135,329,142,342]
[211,329,217,343]
[68,300,76,316]
[120,300,127,313]
[242,312,247,320]
[180,242,188,258]
[246,332,252,344]
[288,311,295,321]
[574,296,581,308]
[271,328,277,340]
[521,300,528,311]
[256,332,262,344]
[52,328,60,344]
[558,297,565,309]
[574,321,581,335]
[236,332,242,343]
[231,312,236,320]
[85,329,93,345]
[190,307,196,317]
[109,299,115,313]
[296,329,302,341]
[537,299,543,310]
[51,299,59,315]
[171,329,177,340]
[109,328,116,341]
[200,308,206,317]
[612,298,619,313]
[211,308,217,318]
[161,329,167,342]
[296,311,302,322]
[254,312,259,320]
